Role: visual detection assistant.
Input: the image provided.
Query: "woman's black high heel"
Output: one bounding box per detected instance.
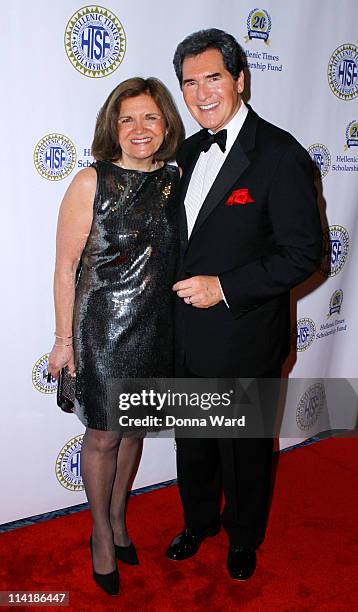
[90,536,120,595]
[114,541,139,565]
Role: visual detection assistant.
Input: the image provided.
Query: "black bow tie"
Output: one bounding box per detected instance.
[200,129,227,153]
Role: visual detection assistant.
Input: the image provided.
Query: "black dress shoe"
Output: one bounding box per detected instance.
[166,524,220,561]
[114,542,139,565]
[227,546,256,581]
[90,536,120,595]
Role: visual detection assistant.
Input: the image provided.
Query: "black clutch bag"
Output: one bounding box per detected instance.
[57,367,76,413]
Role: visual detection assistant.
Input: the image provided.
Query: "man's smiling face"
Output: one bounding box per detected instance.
[181,47,244,133]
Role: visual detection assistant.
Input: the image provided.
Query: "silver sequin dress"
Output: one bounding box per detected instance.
[72,161,179,430]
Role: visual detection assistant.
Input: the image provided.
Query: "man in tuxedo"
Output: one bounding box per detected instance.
[166,29,322,580]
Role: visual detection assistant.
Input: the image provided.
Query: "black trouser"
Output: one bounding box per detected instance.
[175,362,281,549]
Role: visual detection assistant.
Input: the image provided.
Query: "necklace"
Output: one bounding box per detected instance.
[115,159,161,172]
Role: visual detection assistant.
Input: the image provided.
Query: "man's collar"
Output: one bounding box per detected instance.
[209,102,248,152]
[223,102,248,151]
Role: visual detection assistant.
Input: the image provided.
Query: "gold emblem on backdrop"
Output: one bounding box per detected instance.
[64,6,126,78]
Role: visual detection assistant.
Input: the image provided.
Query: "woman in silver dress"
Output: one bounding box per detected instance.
[48,78,184,595]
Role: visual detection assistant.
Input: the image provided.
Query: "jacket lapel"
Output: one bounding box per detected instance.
[188,108,258,243]
[178,132,205,253]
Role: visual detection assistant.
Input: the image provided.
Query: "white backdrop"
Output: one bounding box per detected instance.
[1,0,357,523]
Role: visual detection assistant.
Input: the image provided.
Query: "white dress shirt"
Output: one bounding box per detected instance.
[184,101,248,238]
[184,102,249,305]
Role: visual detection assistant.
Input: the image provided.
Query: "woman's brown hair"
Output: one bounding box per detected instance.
[92,77,185,162]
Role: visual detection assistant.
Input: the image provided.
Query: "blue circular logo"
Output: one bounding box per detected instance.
[65,6,126,78]
[320,225,349,277]
[34,133,76,181]
[308,143,331,178]
[328,44,358,100]
[296,383,326,431]
[345,120,358,148]
[246,8,272,42]
[296,318,316,352]
[56,435,84,491]
[32,353,57,394]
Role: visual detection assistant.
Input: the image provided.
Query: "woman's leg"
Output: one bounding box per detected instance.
[110,436,143,546]
[81,427,120,573]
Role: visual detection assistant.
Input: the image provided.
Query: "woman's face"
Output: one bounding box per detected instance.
[117,94,166,165]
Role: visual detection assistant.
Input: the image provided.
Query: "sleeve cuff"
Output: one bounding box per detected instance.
[217,277,229,308]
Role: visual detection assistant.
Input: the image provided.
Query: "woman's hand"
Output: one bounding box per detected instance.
[48,344,75,379]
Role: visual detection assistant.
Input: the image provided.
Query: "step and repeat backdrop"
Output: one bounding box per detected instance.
[1,0,357,523]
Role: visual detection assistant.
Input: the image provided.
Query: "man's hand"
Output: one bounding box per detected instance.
[173,276,223,308]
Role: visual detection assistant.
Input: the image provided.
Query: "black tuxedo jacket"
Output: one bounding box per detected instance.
[175,107,322,377]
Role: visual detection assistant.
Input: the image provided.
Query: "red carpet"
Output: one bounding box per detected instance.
[1,438,357,611]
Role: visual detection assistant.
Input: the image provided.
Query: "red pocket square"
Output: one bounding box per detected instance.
[226,188,254,205]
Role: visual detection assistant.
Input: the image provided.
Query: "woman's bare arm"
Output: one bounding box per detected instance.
[48,167,97,378]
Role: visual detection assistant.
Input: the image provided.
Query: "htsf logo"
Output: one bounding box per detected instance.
[34,134,76,181]
[65,6,126,78]
[56,435,84,491]
[296,318,316,352]
[320,225,349,277]
[32,354,57,394]
[327,44,358,100]
[296,383,326,431]
[308,143,331,178]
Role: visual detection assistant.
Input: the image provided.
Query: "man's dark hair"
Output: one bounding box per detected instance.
[173,28,245,86]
